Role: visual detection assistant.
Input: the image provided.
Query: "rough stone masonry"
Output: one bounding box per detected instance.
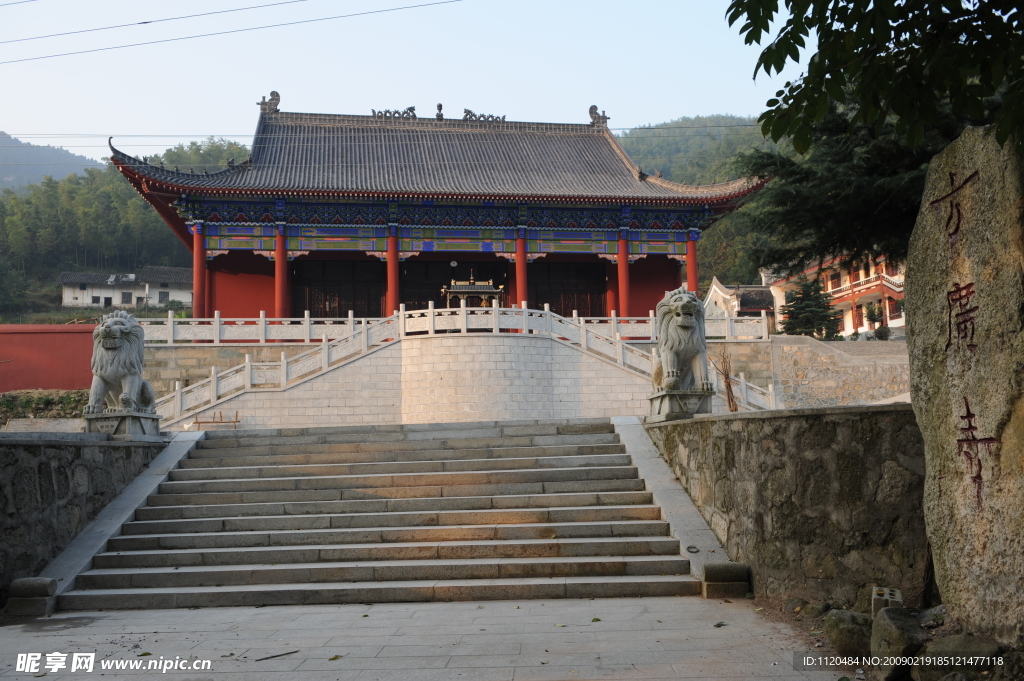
[905,125,1024,648]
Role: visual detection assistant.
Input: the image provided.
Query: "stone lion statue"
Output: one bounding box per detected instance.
[83,310,156,414]
[651,287,711,392]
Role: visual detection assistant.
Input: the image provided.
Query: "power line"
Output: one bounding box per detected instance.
[0,0,37,7]
[0,0,326,45]
[0,0,462,65]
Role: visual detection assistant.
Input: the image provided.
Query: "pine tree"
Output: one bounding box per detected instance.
[780,277,842,340]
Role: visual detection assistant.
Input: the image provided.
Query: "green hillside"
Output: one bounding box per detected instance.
[0,132,103,191]
[0,138,247,320]
[617,115,780,291]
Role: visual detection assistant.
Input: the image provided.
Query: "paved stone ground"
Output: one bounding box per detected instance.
[1,597,849,680]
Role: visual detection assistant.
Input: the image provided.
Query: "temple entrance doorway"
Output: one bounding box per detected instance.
[401,260,509,310]
[528,261,606,317]
[292,259,385,318]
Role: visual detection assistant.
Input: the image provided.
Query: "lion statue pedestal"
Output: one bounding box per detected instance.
[646,287,713,422]
[82,311,160,438]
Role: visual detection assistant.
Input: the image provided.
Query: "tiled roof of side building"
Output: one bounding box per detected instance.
[138,266,193,284]
[57,272,137,285]
[738,288,775,310]
[109,105,764,204]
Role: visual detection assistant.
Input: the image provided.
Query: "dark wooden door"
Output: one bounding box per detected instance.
[528,261,606,317]
[292,260,385,318]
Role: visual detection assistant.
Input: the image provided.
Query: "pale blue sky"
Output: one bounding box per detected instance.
[1,0,807,161]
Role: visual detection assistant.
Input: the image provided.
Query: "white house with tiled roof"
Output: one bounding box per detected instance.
[58,266,192,309]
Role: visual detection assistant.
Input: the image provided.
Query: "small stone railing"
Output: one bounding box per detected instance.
[138,309,769,345]
[709,369,775,410]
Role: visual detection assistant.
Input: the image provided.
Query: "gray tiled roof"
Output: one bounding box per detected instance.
[57,272,137,285]
[738,288,775,310]
[139,266,193,284]
[109,110,760,203]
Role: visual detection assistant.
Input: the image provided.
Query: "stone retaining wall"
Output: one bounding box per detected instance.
[0,434,165,608]
[770,336,909,408]
[644,404,927,608]
[179,335,652,430]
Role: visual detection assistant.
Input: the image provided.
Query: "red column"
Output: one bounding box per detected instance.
[274,226,290,318]
[605,260,618,315]
[192,224,206,318]
[515,230,528,307]
[617,233,630,317]
[205,268,213,317]
[385,227,399,315]
[686,231,699,293]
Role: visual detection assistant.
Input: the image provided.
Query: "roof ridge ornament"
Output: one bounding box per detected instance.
[258,91,280,114]
[463,109,505,122]
[372,106,417,120]
[589,105,609,127]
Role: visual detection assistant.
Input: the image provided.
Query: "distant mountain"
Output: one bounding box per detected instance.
[0,132,103,190]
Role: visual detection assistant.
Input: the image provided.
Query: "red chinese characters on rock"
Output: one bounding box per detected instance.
[946,282,979,351]
[929,170,979,250]
[956,397,1000,509]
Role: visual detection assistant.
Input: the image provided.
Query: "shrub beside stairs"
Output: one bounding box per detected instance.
[58,418,700,609]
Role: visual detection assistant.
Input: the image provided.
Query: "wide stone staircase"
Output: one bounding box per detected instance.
[59,418,700,609]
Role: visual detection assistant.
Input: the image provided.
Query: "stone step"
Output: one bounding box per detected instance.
[199,417,612,441]
[123,504,663,535]
[134,490,654,521]
[156,465,639,495]
[92,536,682,569]
[59,574,701,610]
[146,478,647,509]
[178,443,626,469]
[193,432,620,455]
[195,422,616,450]
[77,555,691,590]
[108,520,670,551]
[168,454,632,482]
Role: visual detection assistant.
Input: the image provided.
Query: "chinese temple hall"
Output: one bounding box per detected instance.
[111,96,763,319]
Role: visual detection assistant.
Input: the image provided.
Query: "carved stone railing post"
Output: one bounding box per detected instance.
[428,301,435,335]
[460,299,468,333]
[258,311,267,344]
[168,310,177,344]
[399,304,407,338]
[321,334,329,371]
[280,351,288,388]
[209,366,219,402]
[244,355,252,389]
[173,381,183,418]
[492,299,499,333]
[650,310,658,342]
[303,310,312,343]
[212,310,221,344]
[739,372,748,405]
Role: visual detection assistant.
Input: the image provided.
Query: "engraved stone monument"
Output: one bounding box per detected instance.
[82,310,160,437]
[647,288,713,421]
[905,126,1024,648]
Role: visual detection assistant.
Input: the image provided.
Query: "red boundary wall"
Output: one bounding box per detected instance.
[0,326,95,391]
